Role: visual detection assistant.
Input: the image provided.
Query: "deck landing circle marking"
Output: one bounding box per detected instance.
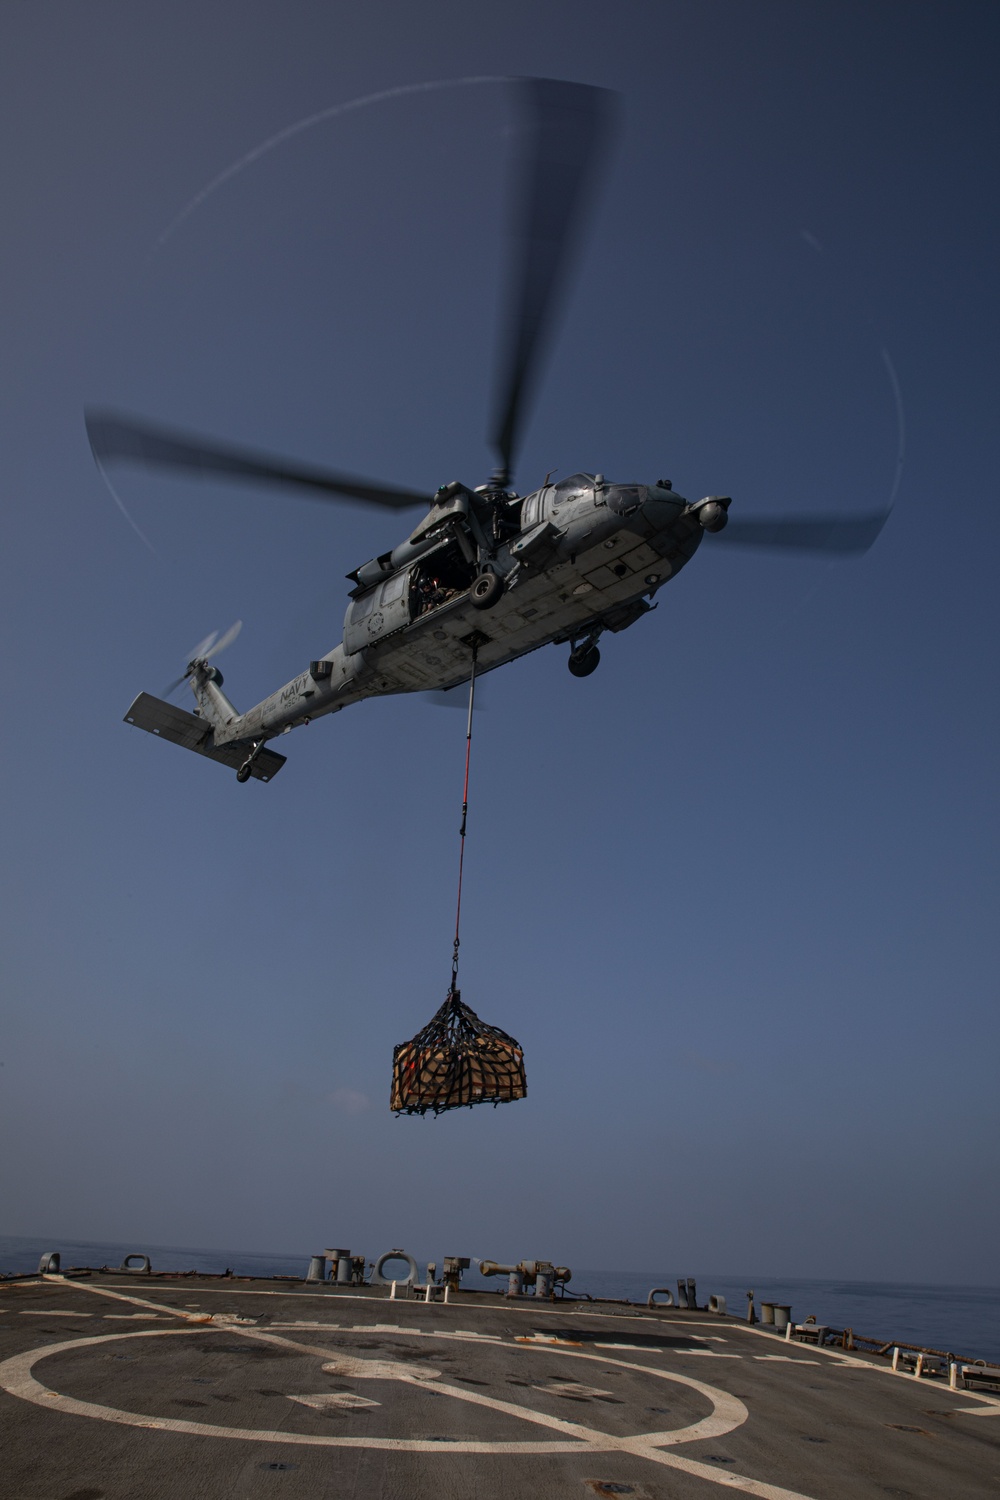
[0,1324,744,1453]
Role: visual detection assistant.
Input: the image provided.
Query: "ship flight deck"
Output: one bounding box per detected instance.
[1,1271,998,1498]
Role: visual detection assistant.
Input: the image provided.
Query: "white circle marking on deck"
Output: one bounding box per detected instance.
[0,1326,815,1499]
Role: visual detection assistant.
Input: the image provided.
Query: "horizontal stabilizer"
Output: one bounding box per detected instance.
[123,693,286,782]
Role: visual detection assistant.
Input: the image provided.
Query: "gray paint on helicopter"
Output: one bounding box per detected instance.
[93,78,892,784]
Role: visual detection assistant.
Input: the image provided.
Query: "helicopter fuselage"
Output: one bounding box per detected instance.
[108,77,884,786]
[190,475,728,766]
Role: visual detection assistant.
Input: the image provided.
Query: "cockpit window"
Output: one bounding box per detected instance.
[553,472,595,494]
[607,485,644,515]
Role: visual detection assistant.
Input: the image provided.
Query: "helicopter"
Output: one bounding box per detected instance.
[88,77,892,785]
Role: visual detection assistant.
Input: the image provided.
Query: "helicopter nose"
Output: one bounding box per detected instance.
[640,481,686,523]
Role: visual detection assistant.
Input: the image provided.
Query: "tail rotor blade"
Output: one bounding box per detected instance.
[491,78,619,486]
[205,619,242,659]
[187,630,219,662]
[163,620,241,697]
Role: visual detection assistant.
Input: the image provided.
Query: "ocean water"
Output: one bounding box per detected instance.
[3,1235,998,1365]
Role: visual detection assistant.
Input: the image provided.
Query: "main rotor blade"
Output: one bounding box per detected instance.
[86,410,430,510]
[491,78,618,485]
[423,689,486,711]
[715,511,891,555]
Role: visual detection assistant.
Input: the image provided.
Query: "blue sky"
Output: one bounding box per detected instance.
[1,1,997,1284]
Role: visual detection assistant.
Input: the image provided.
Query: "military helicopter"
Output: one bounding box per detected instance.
[89,78,891,785]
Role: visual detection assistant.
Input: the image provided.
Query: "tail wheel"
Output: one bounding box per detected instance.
[470,570,503,611]
[568,645,600,677]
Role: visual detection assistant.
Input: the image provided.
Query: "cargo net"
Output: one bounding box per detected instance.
[391,990,527,1116]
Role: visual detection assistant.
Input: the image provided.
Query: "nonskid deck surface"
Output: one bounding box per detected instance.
[1,1275,998,1499]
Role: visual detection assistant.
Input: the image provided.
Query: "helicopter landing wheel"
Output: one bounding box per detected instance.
[470,569,503,611]
[568,644,600,678]
[236,762,253,783]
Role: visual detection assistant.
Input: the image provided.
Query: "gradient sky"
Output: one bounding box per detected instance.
[1,1,997,1285]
